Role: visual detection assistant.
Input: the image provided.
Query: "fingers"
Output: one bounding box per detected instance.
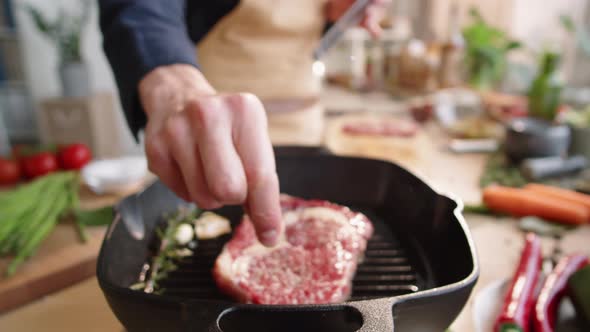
[247,173,282,247]
[164,113,222,210]
[231,93,282,247]
[145,133,191,202]
[326,0,389,37]
[143,82,281,247]
[361,0,390,37]
[188,99,248,206]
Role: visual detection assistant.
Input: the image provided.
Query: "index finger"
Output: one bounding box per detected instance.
[229,93,282,247]
[361,0,390,37]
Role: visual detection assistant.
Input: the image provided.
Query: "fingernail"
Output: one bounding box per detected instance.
[260,229,278,247]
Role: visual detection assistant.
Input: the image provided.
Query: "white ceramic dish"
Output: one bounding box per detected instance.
[81,156,148,195]
[472,278,580,332]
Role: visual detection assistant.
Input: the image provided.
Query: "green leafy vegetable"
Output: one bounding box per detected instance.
[463,8,521,90]
[463,204,507,216]
[75,207,114,226]
[0,171,113,276]
[528,51,563,121]
[72,207,114,243]
[0,172,78,277]
[480,152,528,188]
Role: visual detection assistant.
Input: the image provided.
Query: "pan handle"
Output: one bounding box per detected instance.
[198,302,393,332]
[349,298,395,332]
[273,145,333,157]
[184,300,231,332]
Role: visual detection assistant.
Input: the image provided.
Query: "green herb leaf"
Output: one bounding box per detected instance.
[23,4,56,36]
[505,40,522,51]
[131,205,201,294]
[560,15,575,32]
[480,152,528,188]
[75,207,114,226]
[75,219,89,243]
[463,204,492,215]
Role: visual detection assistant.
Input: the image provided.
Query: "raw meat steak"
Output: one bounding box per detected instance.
[213,195,374,304]
[342,119,418,137]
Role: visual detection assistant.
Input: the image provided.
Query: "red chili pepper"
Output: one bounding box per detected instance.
[533,254,589,332]
[494,233,543,332]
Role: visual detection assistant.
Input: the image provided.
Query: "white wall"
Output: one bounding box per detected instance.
[429,0,514,40]
[428,0,588,82]
[14,0,138,156]
[14,0,589,153]
[509,0,587,79]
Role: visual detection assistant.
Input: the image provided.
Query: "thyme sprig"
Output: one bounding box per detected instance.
[131,205,201,294]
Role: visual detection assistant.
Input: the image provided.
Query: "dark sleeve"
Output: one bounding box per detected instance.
[99,0,198,138]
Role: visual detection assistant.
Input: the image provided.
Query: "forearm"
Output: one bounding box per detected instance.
[99,0,197,137]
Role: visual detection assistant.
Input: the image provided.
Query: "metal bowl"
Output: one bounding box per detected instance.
[505,117,571,162]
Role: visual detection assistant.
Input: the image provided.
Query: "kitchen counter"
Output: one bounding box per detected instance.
[1,86,589,331]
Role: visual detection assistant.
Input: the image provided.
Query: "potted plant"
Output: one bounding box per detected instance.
[528,51,563,121]
[505,46,572,163]
[462,8,521,90]
[25,1,92,97]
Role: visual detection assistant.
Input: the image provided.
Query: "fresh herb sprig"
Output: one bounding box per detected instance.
[480,152,528,188]
[131,205,201,294]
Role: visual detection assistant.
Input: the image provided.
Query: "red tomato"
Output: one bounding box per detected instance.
[58,143,92,170]
[22,152,59,179]
[0,157,21,186]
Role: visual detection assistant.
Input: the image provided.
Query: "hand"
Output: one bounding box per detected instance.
[326,0,391,37]
[139,64,281,247]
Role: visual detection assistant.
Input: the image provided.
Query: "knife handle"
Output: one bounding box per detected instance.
[314,0,373,60]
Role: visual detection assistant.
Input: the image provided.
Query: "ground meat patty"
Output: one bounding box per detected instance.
[212,195,373,304]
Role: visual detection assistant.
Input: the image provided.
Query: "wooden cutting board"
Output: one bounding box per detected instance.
[324,113,486,204]
[0,183,144,313]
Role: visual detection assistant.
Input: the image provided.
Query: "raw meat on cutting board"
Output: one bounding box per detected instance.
[341,119,418,137]
[213,195,374,304]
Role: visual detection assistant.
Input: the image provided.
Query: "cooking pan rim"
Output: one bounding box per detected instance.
[97,154,479,308]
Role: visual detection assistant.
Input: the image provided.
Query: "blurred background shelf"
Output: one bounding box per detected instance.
[0,0,38,147]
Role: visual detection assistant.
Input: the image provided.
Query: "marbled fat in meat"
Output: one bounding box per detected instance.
[213,195,373,304]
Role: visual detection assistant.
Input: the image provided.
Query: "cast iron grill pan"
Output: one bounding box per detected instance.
[159,210,427,301]
[97,147,478,332]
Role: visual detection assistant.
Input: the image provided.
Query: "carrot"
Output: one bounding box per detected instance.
[483,185,589,225]
[524,184,590,215]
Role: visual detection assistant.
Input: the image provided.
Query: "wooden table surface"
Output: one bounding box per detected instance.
[1,87,589,332]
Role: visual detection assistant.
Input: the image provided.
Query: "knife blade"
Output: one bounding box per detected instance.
[117,190,146,240]
[313,0,373,61]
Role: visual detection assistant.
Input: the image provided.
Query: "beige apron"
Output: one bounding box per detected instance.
[197,0,327,145]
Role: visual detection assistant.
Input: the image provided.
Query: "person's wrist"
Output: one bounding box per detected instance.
[139,64,215,120]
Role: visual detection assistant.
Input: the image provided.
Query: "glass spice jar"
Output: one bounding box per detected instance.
[323,27,369,91]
